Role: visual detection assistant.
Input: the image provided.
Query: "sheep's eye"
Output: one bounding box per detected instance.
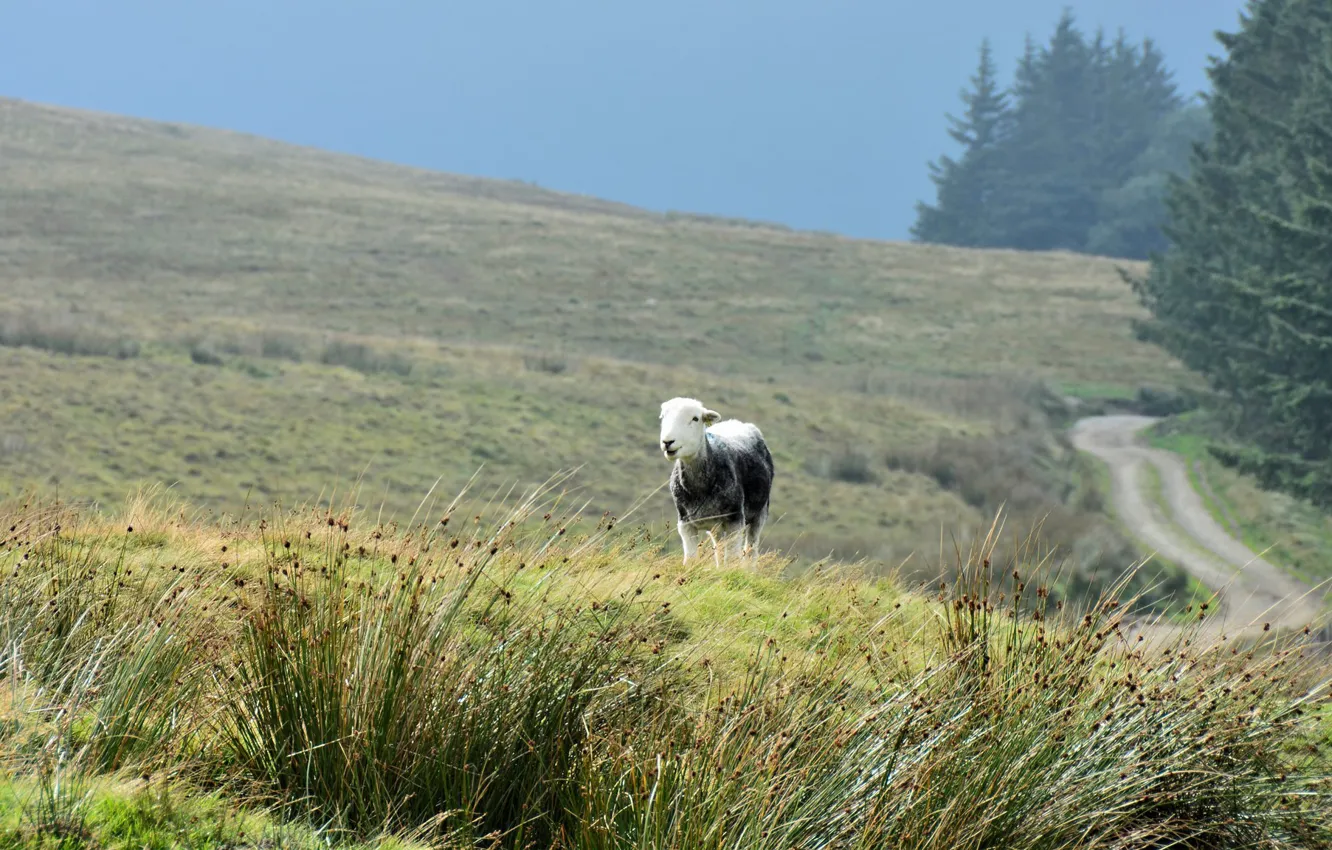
[692,416,699,422]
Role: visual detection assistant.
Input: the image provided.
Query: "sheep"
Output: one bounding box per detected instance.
[658,396,774,565]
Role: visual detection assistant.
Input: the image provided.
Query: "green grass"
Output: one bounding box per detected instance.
[0,95,1209,589]
[1148,414,1332,591]
[0,97,1180,393]
[2,490,1329,849]
[0,340,1004,570]
[1054,380,1139,402]
[3,91,1331,849]
[0,777,431,850]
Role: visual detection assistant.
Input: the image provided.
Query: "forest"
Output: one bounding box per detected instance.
[912,9,1211,260]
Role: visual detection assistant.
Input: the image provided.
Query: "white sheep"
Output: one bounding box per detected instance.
[658,397,774,565]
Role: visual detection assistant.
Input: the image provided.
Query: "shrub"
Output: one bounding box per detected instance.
[1135,384,1199,417]
[319,338,414,376]
[884,430,1196,613]
[188,341,225,365]
[808,447,879,484]
[258,331,305,362]
[215,493,671,842]
[523,352,572,375]
[0,309,140,359]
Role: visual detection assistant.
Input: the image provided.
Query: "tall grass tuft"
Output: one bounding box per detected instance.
[2,489,1329,848]
[565,519,1332,849]
[215,479,675,844]
[1,498,205,778]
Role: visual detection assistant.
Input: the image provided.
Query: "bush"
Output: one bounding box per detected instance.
[808,447,879,484]
[523,352,573,374]
[885,430,1065,513]
[258,331,305,363]
[1135,384,1199,417]
[0,310,141,359]
[319,338,414,377]
[884,430,1191,612]
[188,341,225,365]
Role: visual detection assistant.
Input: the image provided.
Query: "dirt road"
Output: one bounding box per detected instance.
[1069,414,1323,639]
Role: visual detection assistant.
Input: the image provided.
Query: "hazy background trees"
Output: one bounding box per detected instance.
[912,9,1212,260]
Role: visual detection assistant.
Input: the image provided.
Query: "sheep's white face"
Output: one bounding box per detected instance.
[659,397,721,461]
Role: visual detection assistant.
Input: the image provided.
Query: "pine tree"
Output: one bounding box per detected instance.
[1090,31,1146,188]
[911,39,1009,246]
[1090,36,1191,259]
[989,9,1100,251]
[1086,104,1211,258]
[1130,0,1295,411]
[1089,31,1182,191]
[915,11,1192,258]
[1128,0,1332,505]
[1218,8,1332,501]
[1007,35,1042,116]
[1134,38,1184,119]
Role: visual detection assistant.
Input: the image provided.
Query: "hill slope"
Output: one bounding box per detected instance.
[1,493,1328,848]
[0,96,1192,580]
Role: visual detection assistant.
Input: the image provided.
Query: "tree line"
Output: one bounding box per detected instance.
[1129,0,1332,507]
[912,10,1211,260]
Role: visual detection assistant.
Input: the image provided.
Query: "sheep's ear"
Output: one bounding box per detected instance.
[701,408,722,425]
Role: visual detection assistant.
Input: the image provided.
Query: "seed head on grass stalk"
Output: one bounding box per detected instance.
[563,510,1332,850]
[214,472,684,844]
[1,500,210,801]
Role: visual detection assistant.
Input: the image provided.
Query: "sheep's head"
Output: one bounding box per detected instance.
[659,397,720,461]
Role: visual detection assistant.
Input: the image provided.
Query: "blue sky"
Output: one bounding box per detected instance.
[2,0,1244,240]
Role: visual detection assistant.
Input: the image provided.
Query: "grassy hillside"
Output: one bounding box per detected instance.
[0,98,1179,388]
[1,492,1328,849]
[1,100,1328,844]
[0,96,1200,591]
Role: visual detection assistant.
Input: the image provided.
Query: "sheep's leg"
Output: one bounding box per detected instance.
[705,530,723,568]
[745,505,769,560]
[720,523,746,564]
[678,520,700,565]
[730,527,747,561]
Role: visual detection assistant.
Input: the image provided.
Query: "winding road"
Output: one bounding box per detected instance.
[1069,414,1325,639]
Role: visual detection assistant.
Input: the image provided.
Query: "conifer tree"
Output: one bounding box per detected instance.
[990,9,1098,251]
[914,11,1198,258]
[1129,0,1332,505]
[911,39,1009,246]
[1087,104,1211,258]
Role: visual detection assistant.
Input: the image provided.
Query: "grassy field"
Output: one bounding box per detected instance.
[1,491,1329,849]
[0,97,1180,391]
[1,96,1330,844]
[0,96,1211,604]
